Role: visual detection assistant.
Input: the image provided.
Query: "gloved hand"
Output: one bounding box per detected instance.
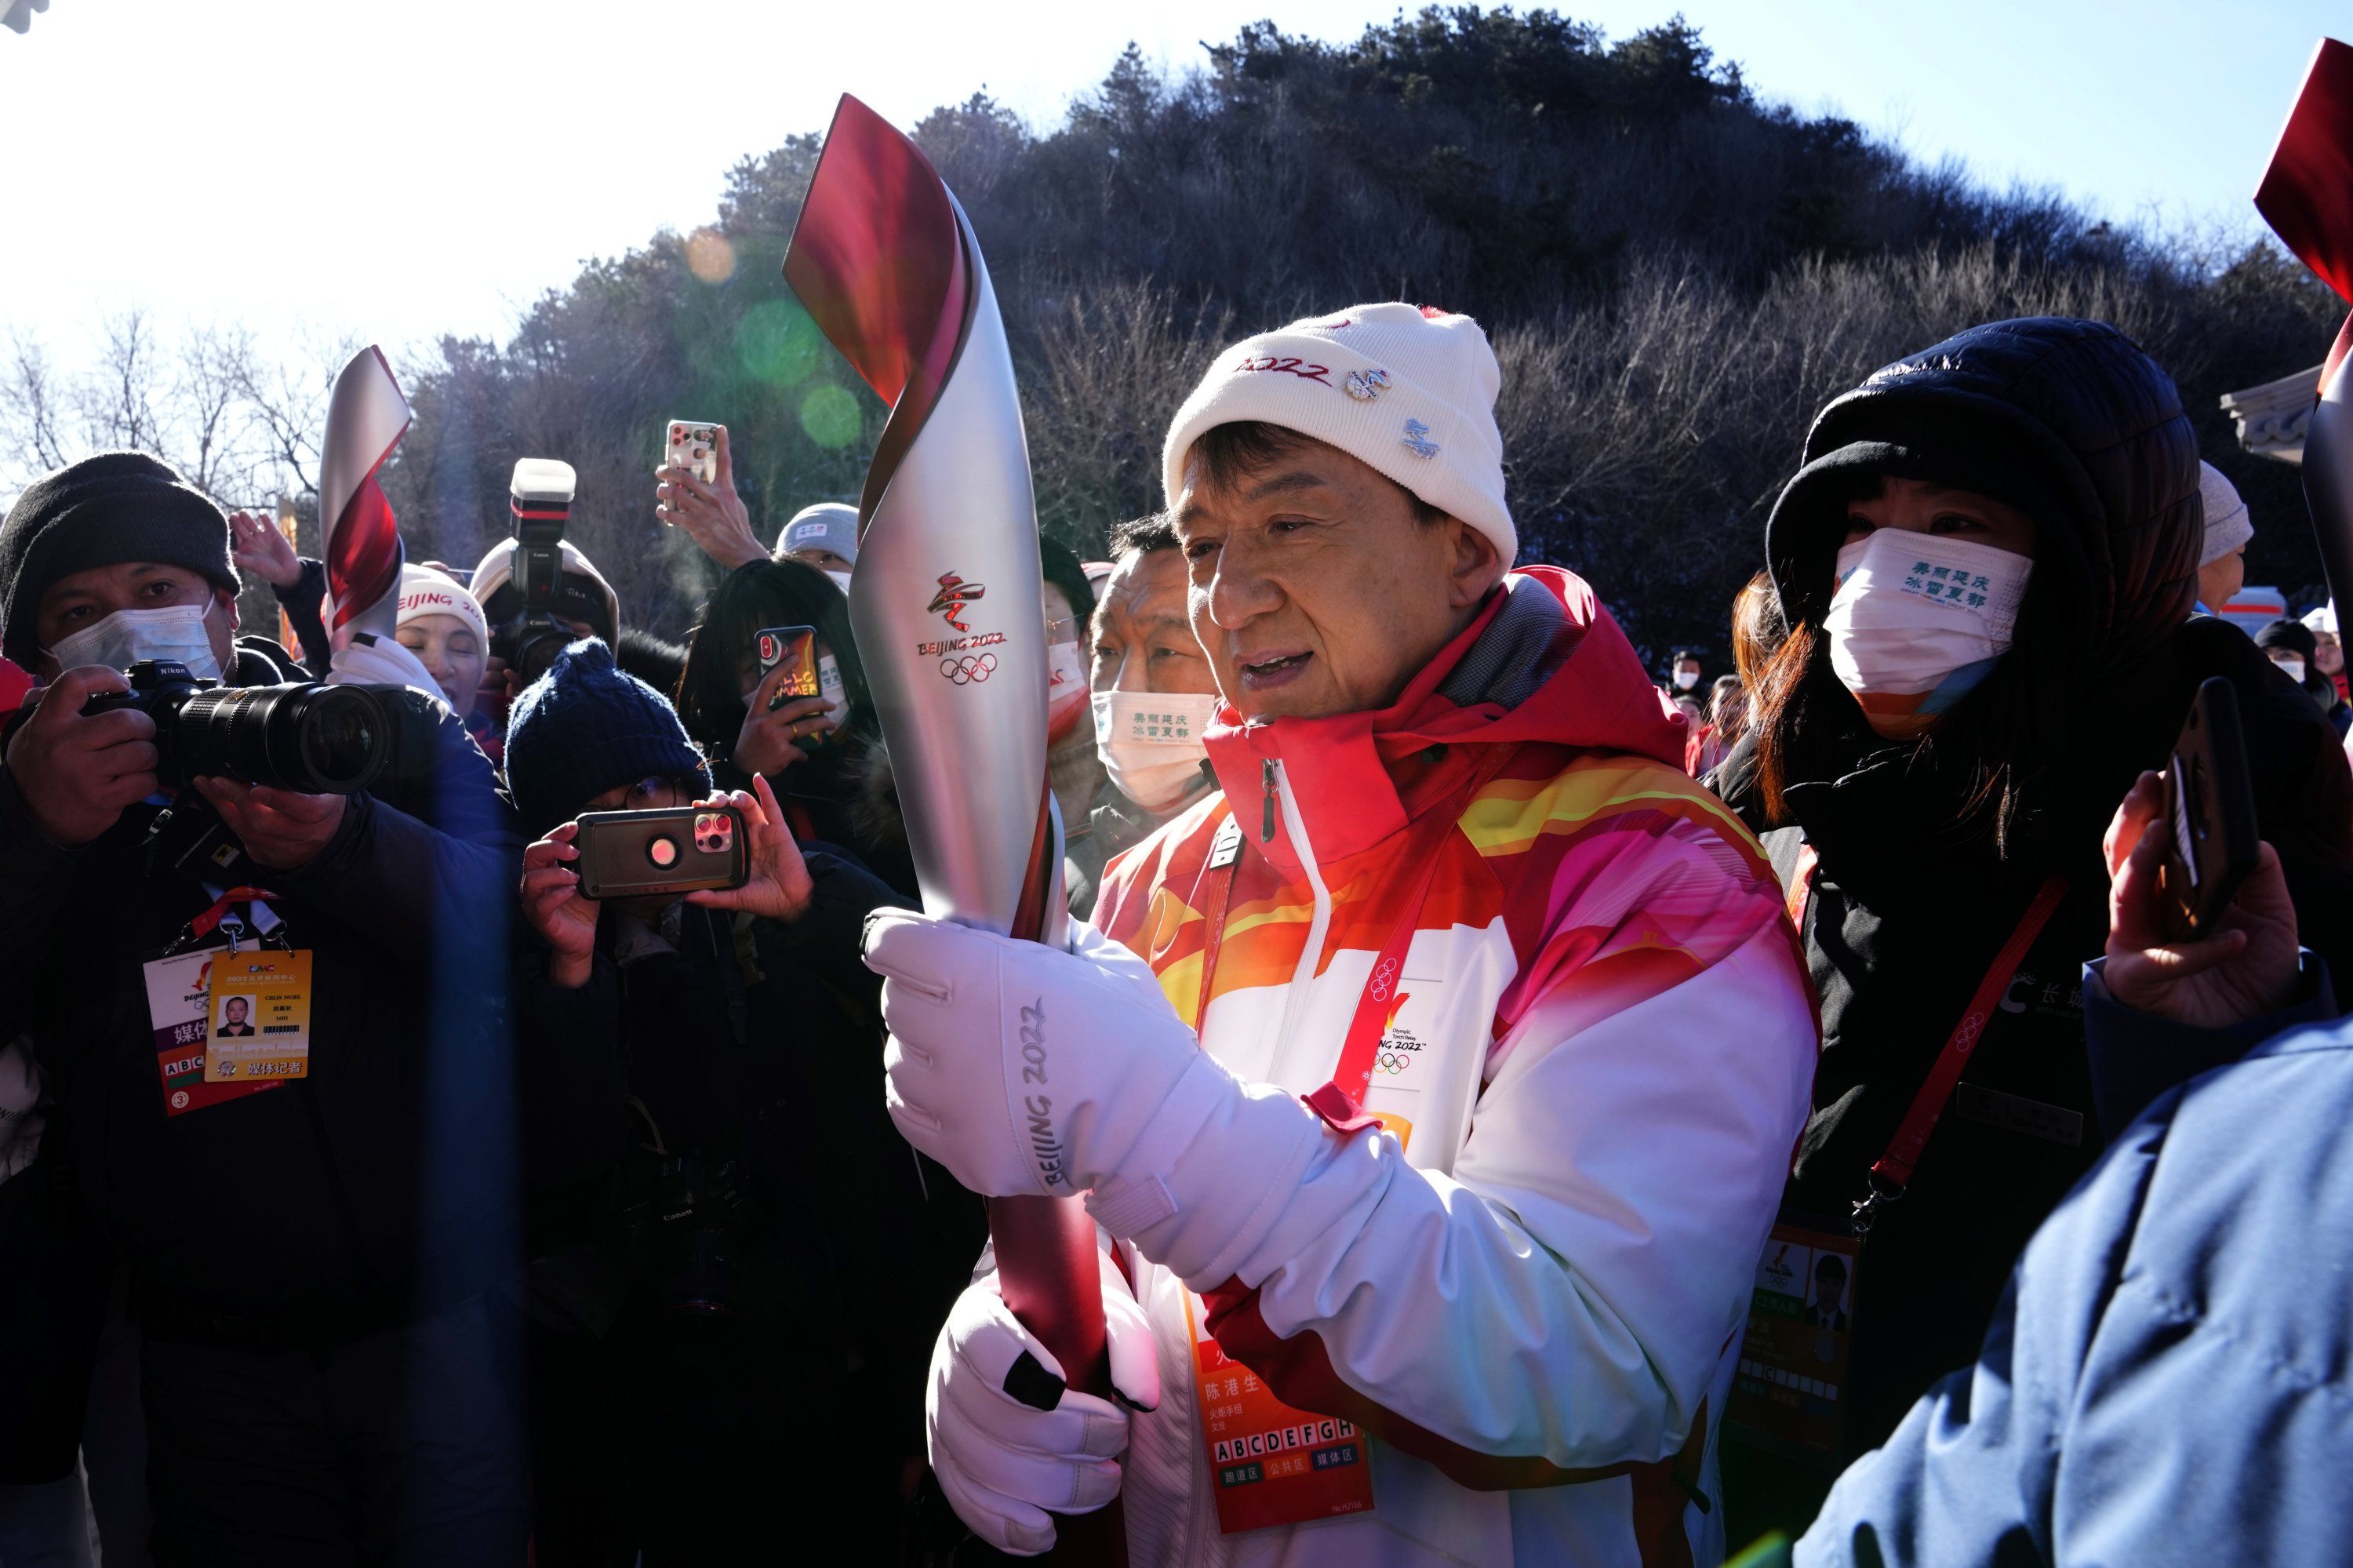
[929,1248,1160,1557]
[866,909,1217,1197]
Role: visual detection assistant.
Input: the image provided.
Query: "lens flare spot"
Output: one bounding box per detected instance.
[735,300,820,387]
[798,384,862,449]
[685,227,736,284]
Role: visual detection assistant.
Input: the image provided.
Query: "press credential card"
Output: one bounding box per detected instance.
[142,947,282,1116]
[202,950,313,1083]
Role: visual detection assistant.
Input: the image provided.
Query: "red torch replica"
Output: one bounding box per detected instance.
[2257,38,2353,612]
[784,96,1122,1562]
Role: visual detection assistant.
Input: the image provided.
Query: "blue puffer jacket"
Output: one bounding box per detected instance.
[1797,959,2350,1566]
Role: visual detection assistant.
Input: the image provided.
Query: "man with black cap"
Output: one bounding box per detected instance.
[0,452,537,1565]
[506,638,969,1560]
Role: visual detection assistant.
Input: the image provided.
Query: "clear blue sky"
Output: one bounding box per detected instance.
[0,0,2337,371]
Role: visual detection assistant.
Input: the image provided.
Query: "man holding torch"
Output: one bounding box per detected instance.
[866,304,1817,1565]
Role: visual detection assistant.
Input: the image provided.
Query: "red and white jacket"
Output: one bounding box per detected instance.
[1082,569,1816,1566]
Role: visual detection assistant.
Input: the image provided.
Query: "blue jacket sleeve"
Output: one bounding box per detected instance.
[269,691,517,965]
[271,558,335,678]
[2081,954,2336,1136]
[1795,1115,2168,1568]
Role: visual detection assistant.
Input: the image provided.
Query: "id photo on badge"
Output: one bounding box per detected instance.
[213,993,256,1039]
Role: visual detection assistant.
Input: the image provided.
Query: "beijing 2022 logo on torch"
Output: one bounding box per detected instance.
[918,569,1009,682]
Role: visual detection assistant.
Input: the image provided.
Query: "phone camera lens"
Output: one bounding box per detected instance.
[647,836,680,869]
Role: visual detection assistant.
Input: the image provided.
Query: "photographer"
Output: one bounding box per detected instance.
[468,531,622,726]
[507,639,969,1560]
[0,453,530,1563]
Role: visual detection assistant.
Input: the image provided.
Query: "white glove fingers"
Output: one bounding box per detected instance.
[947,1275,1068,1388]
[931,1450,1057,1558]
[1103,1289,1162,1413]
[944,1403,1126,1514]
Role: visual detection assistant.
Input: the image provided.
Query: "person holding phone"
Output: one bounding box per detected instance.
[1715,317,2353,1541]
[1797,772,2344,1567]
[504,638,969,1560]
[673,558,917,896]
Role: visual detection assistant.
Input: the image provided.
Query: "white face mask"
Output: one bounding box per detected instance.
[1672,668,1700,691]
[818,652,846,722]
[1093,689,1218,814]
[45,599,223,681]
[1823,530,2033,738]
[2273,655,2308,686]
[824,569,853,597]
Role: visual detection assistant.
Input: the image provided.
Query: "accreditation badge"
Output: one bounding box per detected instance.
[1182,1290,1376,1534]
[1725,1214,1861,1466]
[202,949,313,1083]
[140,947,285,1117]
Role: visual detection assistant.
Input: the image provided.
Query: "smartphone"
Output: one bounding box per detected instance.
[755,625,820,711]
[2158,676,2260,942]
[573,806,748,900]
[664,420,723,486]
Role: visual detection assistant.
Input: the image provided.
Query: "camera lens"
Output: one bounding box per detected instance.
[169,683,394,795]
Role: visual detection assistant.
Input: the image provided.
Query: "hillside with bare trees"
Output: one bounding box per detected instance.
[10,10,2340,663]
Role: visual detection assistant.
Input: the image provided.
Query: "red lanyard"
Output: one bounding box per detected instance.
[187,886,281,943]
[1190,747,1513,1135]
[1786,850,2068,1231]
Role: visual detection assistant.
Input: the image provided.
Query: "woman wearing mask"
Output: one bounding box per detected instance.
[1070,513,1221,915]
[673,558,917,896]
[1720,317,2353,1538]
[2260,616,2353,738]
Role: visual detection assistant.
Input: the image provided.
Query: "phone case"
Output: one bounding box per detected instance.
[755,625,821,708]
[574,806,747,900]
[2160,676,2260,941]
[665,421,722,486]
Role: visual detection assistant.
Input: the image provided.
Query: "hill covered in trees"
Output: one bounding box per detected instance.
[377,7,2342,663]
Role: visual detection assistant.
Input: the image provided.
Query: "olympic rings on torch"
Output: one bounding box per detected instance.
[940,653,998,685]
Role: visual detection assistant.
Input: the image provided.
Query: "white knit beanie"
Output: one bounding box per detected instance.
[395,562,489,647]
[1161,303,1515,566]
[2198,460,2253,566]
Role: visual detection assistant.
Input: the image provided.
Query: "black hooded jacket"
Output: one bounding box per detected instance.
[1732,318,2353,1458]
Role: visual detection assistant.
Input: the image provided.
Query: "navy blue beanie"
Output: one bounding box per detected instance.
[0,452,238,665]
[505,638,710,840]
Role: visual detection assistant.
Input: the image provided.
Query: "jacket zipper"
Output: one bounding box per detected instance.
[1260,759,1278,843]
[1270,759,1333,1074]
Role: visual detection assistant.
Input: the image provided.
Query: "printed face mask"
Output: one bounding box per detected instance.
[1093,689,1219,814]
[1046,636,1089,744]
[45,598,223,681]
[1823,530,2033,739]
[818,653,846,723]
[824,569,853,596]
[2272,655,2308,687]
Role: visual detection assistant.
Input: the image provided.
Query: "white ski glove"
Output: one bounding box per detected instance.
[867,910,1224,1198]
[929,1247,1161,1556]
[325,631,443,703]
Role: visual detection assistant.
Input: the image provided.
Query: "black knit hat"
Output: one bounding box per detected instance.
[2254,617,2318,659]
[504,638,711,842]
[0,452,238,665]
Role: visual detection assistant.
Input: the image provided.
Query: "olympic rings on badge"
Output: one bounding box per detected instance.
[940,653,998,685]
[1374,1050,1413,1075]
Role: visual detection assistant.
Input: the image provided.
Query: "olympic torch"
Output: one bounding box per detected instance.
[2256,38,2353,613]
[318,345,413,649]
[784,96,1120,1561]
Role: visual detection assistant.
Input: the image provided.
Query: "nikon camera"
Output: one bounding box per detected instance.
[82,659,402,796]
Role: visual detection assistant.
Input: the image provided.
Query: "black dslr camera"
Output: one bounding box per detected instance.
[496,457,580,689]
[82,659,398,795]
